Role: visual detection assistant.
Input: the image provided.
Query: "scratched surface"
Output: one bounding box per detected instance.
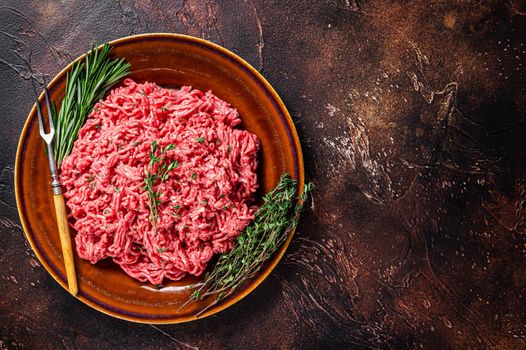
[1,0,525,349]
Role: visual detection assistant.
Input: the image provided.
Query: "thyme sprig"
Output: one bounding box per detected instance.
[144,141,178,224]
[51,43,130,167]
[181,174,312,316]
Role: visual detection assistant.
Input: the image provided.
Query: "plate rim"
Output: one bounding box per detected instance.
[14,33,305,323]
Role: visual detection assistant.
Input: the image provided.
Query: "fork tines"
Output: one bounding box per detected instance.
[31,76,55,143]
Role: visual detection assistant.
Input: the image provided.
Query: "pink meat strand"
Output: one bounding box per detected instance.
[60,79,259,284]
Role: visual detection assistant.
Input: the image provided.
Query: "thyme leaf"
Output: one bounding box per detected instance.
[181,174,313,315]
[144,141,179,224]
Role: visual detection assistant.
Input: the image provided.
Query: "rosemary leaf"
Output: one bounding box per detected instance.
[52,43,130,167]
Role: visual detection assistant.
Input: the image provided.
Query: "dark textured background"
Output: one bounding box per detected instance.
[1,0,525,349]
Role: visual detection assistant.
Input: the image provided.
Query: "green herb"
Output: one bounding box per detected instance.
[190,172,197,180]
[144,172,160,222]
[219,194,226,198]
[222,205,228,210]
[158,247,165,253]
[167,160,179,171]
[114,187,120,192]
[161,105,169,111]
[133,142,139,147]
[201,200,208,205]
[196,137,205,144]
[173,204,181,210]
[227,145,233,154]
[144,141,180,225]
[51,43,130,167]
[86,175,94,183]
[94,124,101,129]
[181,174,312,315]
[117,144,123,150]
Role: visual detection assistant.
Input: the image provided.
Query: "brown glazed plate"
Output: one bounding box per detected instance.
[14,33,304,323]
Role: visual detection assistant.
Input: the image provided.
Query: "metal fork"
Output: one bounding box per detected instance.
[31,76,78,296]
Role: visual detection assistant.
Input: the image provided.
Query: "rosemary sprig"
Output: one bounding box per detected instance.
[181,174,312,316]
[52,43,130,167]
[144,141,178,224]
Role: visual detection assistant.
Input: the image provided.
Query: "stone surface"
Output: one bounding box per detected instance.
[1,0,525,349]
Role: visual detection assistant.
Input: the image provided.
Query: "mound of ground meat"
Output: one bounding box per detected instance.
[60,78,259,284]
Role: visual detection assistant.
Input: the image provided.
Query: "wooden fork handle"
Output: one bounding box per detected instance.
[53,194,78,296]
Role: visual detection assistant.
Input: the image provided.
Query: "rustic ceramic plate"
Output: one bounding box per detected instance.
[15,33,304,323]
